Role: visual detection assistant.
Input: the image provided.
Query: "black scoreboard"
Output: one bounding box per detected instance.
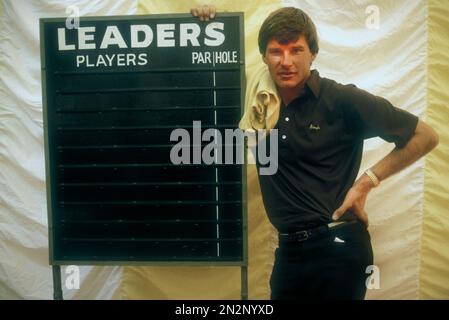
[40,13,246,265]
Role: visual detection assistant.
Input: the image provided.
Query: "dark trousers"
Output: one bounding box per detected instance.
[270,221,373,300]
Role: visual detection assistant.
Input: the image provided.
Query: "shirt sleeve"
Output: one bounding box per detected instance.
[339,83,419,148]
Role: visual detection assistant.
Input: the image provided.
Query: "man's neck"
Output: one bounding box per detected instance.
[279,86,304,106]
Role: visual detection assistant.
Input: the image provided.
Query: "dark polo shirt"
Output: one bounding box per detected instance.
[256,70,419,233]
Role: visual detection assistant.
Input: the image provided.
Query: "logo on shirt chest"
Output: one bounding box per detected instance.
[309,123,321,131]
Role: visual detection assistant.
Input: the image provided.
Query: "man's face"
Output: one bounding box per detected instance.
[263,36,316,92]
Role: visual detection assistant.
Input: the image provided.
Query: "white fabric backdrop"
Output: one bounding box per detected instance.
[0,0,137,299]
[0,0,426,299]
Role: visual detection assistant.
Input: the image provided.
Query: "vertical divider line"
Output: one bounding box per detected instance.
[213,59,220,257]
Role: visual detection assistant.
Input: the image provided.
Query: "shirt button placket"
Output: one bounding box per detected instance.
[280,112,290,142]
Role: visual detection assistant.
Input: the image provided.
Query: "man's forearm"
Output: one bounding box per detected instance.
[370,120,439,183]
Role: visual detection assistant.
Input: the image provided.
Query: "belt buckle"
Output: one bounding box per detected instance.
[293,230,309,242]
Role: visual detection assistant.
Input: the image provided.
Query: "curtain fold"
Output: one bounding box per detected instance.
[420,0,449,299]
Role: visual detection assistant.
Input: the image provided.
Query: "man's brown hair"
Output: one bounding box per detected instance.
[258,7,319,55]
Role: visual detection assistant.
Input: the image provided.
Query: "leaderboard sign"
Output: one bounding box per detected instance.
[41,14,246,264]
[55,15,240,69]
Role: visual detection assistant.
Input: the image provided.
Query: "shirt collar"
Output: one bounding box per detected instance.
[279,69,321,107]
[305,69,320,98]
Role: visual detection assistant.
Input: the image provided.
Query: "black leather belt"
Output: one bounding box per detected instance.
[278,221,357,242]
[278,224,330,242]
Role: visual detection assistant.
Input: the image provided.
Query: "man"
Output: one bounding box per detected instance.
[192,5,439,299]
